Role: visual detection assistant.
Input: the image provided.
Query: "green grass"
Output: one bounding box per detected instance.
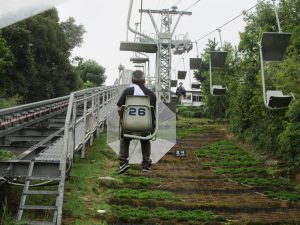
[204,161,260,167]
[196,139,300,201]
[63,133,118,223]
[112,188,177,201]
[0,150,16,160]
[215,167,265,174]
[0,197,22,225]
[176,117,216,139]
[118,175,161,186]
[264,190,300,201]
[108,205,226,222]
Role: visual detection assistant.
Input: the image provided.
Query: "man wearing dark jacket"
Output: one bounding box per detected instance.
[116,70,156,174]
[176,82,186,103]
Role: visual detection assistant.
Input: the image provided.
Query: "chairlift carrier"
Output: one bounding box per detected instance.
[209,51,227,96]
[122,95,157,140]
[171,80,178,87]
[177,58,187,80]
[259,0,294,110]
[190,58,202,70]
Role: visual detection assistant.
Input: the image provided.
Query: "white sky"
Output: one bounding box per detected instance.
[57,0,258,88]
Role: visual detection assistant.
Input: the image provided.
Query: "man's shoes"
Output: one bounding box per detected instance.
[142,165,151,172]
[116,162,130,174]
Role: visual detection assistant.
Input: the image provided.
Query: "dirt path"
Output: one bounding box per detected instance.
[110,128,300,224]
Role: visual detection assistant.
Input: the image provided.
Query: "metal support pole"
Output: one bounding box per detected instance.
[217,29,223,49]
[127,0,155,42]
[272,0,282,33]
[195,41,199,58]
[259,44,268,106]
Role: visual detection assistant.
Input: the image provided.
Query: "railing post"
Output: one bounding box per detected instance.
[71,100,77,162]
[90,93,95,146]
[96,92,101,136]
[81,93,87,158]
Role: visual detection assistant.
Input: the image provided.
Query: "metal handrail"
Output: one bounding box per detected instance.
[0,95,69,116]
[56,85,126,224]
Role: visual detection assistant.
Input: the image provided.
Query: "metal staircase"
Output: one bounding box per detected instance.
[16,161,61,224]
[1,85,125,225]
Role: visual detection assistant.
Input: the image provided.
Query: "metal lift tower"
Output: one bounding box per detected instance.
[140,8,192,102]
[120,1,192,103]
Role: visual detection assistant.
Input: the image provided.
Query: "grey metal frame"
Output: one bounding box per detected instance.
[126,0,192,103]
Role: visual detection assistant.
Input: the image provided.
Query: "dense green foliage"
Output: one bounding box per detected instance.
[195,0,300,162]
[0,9,80,103]
[0,150,15,160]
[77,60,106,87]
[0,9,106,107]
[60,17,86,49]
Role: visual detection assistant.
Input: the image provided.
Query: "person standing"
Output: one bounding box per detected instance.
[116,70,156,174]
[176,82,186,104]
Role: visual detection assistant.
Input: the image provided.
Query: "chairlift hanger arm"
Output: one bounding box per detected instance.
[127,0,155,42]
[272,0,282,33]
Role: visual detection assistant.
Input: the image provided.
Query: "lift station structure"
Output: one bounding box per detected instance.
[120,1,193,103]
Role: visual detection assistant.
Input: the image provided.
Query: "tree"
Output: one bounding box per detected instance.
[1,9,82,103]
[77,60,106,86]
[60,17,86,50]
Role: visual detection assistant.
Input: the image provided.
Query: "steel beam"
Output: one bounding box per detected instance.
[0,160,60,178]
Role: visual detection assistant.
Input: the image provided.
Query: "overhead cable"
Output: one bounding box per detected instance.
[184,0,202,11]
[173,0,182,7]
[194,0,267,43]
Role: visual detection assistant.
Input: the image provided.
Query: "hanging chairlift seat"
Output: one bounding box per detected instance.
[191,82,201,89]
[209,51,228,96]
[210,51,227,68]
[177,71,187,80]
[120,41,157,53]
[122,96,153,137]
[189,58,202,70]
[261,32,291,61]
[130,57,149,64]
[266,90,294,109]
[211,85,227,96]
[171,80,178,87]
[260,32,294,109]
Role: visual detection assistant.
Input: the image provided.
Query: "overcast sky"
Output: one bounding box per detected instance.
[56,0,258,88]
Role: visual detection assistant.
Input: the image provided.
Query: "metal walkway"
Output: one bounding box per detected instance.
[0,85,126,224]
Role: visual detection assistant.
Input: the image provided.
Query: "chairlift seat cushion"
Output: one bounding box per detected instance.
[189,58,202,70]
[122,96,152,133]
[210,51,227,68]
[261,32,291,61]
[120,42,157,53]
[171,80,178,87]
[266,90,293,108]
[177,71,187,79]
[212,85,227,95]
